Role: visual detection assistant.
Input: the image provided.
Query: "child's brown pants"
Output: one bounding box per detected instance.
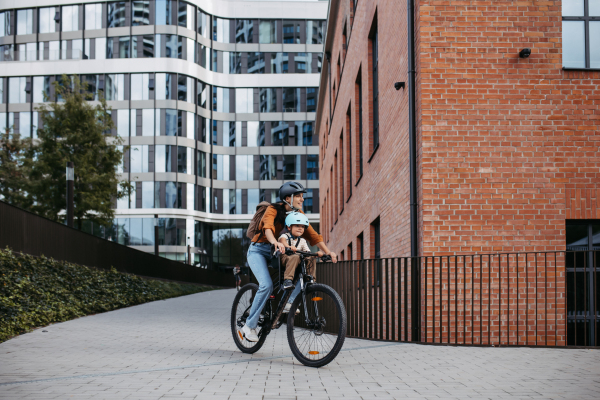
[281,254,316,281]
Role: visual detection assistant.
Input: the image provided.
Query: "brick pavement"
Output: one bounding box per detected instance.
[1,288,599,399]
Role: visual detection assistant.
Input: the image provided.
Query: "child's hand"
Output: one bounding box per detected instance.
[290,246,297,252]
[317,251,324,257]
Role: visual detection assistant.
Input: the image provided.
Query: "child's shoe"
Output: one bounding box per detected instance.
[282,279,295,290]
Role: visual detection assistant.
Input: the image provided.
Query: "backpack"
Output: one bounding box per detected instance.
[246,201,273,239]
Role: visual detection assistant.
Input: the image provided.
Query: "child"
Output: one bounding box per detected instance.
[278,212,324,290]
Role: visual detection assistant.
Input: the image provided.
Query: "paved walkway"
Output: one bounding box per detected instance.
[1,289,599,400]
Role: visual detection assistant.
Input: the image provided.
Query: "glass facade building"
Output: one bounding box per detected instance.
[0,0,327,269]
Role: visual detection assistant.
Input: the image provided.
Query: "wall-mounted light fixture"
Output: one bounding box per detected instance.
[394,82,406,90]
[54,12,60,23]
[519,48,531,58]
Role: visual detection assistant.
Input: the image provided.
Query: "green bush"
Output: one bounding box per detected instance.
[0,248,215,343]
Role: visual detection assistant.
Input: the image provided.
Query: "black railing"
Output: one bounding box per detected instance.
[318,251,598,347]
[0,201,237,287]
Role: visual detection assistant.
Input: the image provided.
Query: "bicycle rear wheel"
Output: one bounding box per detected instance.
[231,283,268,353]
[286,283,346,367]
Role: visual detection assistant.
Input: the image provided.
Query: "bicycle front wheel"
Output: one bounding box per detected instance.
[286,283,346,367]
[231,283,268,353]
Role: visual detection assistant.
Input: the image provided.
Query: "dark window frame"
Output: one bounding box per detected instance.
[369,20,379,158]
[562,0,600,70]
[356,70,363,181]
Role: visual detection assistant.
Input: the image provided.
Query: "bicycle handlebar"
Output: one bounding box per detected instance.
[279,247,332,262]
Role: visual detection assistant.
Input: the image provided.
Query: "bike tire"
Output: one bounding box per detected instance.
[231,283,268,353]
[286,283,346,367]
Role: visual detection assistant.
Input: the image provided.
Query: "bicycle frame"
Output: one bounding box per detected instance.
[260,249,326,332]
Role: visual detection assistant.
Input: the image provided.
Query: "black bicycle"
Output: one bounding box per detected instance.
[230,248,347,367]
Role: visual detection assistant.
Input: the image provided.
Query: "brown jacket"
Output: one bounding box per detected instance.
[252,205,324,246]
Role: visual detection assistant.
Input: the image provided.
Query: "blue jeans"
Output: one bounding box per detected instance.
[245,242,304,329]
[245,242,274,329]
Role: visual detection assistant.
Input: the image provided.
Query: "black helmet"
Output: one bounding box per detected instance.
[278,181,307,201]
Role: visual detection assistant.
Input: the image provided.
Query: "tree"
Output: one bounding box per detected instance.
[0,128,33,209]
[29,75,131,229]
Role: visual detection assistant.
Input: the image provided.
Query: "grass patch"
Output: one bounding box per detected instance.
[0,248,215,343]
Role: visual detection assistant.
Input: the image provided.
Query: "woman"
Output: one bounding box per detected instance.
[240,182,337,342]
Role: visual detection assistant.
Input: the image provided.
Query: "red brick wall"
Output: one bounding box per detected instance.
[418,0,599,255]
[319,0,413,260]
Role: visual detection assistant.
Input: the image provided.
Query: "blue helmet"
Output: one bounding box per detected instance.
[285,212,309,228]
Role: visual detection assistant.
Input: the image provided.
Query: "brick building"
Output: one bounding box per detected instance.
[317,0,599,345]
[318,0,599,258]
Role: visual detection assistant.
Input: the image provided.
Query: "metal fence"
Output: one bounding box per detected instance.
[0,201,236,287]
[318,251,598,347]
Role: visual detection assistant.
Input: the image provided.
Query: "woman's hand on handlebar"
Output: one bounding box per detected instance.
[273,241,286,254]
[328,252,338,263]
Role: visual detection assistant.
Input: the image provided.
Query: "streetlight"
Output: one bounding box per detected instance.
[66,162,74,227]
[187,236,191,265]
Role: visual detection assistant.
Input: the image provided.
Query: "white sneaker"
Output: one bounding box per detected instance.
[283,303,300,315]
[241,324,259,342]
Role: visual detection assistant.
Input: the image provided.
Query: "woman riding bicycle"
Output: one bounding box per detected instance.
[240,181,338,342]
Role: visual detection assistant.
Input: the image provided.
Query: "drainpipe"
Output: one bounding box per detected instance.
[407,0,421,343]
[407,0,418,258]
[326,51,332,127]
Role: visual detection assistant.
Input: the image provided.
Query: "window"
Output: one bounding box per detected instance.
[8,77,27,104]
[197,151,207,178]
[235,88,253,113]
[129,145,150,173]
[259,88,278,112]
[178,2,195,30]
[295,52,309,73]
[132,1,150,26]
[307,20,326,44]
[357,232,364,260]
[283,20,302,43]
[235,155,254,180]
[155,145,173,172]
[131,35,155,57]
[248,52,266,73]
[296,121,314,146]
[107,36,130,58]
[356,71,363,178]
[212,87,232,113]
[347,242,353,261]
[283,155,301,180]
[155,73,175,100]
[307,87,318,112]
[33,76,51,103]
[62,5,80,32]
[197,9,210,38]
[236,19,255,43]
[108,2,128,28]
[85,4,103,30]
[259,20,277,43]
[562,0,600,68]
[342,23,348,61]
[177,146,193,174]
[346,106,352,198]
[39,8,58,34]
[271,52,289,73]
[17,9,33,35]
[177,75,194,103]
[307,155,319,180]
[130,73,151,100]
[339,132,344,213]
[213,17,232,42]
[370,21,379,153]
[106,74,125,100]
[156,0,175,25]
[283,87,300,112]
[0,11,11,37]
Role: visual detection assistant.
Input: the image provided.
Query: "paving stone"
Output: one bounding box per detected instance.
[0,289,599,399]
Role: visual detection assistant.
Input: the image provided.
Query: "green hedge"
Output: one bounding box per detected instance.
[0,248,214,343]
